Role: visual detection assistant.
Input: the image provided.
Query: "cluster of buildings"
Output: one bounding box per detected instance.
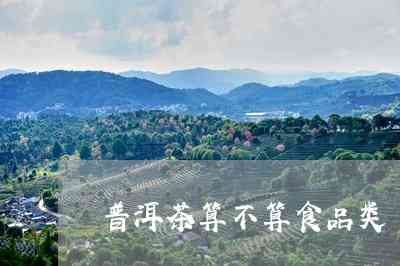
[0,196,57,235]
[16,111,39,120]
[245,111,300,123]
[16,103,66,120]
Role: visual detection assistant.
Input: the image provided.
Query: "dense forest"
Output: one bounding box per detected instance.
[1,111,400,168]
[1,111,400,265]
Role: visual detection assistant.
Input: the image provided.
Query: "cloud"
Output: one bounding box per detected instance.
[17,0,232,60]
[0,0,400,71]
[0,0,40,33]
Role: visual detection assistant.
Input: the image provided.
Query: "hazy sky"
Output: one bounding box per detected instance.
[1,0,400,73]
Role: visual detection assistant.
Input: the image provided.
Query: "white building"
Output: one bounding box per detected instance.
[245,112,268,123]
[245,111,300,122]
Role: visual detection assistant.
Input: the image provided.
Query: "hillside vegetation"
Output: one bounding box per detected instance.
[2,71,400,119]
[1,111,400,266]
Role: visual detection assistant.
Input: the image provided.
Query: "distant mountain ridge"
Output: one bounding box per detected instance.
[1,70,400,119]
[226,73,400,117]
[0,70,232,118]
[0,69,26,79]
[293,78,338,87]
[120,68,270,94]
[120,67,377,94]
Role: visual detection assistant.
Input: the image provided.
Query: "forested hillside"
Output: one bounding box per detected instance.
[226,73,400,117]
[1,111,400,266]
[0,71,232,118]
[2,71,400,120]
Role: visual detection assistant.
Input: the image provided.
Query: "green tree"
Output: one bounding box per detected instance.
[310,115,327,129]
[52,141,64,159]
[94,248,112,266]
[228,148,252,160]
[64,142,76,155]
[0,220,5,236]
[372,114,389,130]
[191,145,222,160]
[79,143,92,160]
[328,114,340,131]
[255,151,269,160]
[335,151,357,160]
[112,139,128,159]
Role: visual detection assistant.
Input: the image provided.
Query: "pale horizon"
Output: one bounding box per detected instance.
[0,66,397,76]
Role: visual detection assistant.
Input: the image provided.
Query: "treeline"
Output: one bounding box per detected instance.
[1,111,399,181]
[0,226,57,266]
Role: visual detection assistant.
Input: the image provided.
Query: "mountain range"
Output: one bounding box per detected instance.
[1,70,400,119]
[119,68,377,94]
[0,69,26,79]
[226,73,400,117]
[0,71,232,118]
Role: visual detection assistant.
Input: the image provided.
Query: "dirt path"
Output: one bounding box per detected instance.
[38,198,74,221]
